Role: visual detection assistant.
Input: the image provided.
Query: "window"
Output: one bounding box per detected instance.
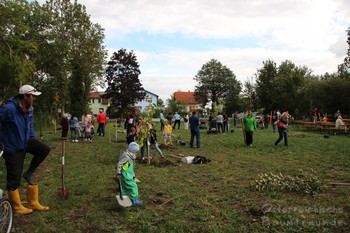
[98,98,101,103]
[145,97,152,103]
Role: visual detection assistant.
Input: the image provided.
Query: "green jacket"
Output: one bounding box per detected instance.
[116,150,139,200]
[243,115,256,132]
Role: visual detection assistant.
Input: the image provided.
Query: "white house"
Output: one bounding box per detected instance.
[134,90,158,112]
[88,92,109,115]
[88,90,158,115]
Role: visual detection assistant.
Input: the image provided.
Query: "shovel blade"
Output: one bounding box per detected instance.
[58,187,69,199]
[116,195,132,207]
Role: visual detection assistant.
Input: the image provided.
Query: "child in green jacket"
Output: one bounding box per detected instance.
[116,142,142,205]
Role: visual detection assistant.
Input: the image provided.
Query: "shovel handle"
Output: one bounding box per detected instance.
[119,178,124,200]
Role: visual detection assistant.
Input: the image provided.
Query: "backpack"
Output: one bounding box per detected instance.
[192,156,211,164]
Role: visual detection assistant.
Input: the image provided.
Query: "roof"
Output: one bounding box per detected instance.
[144,90,158,98]
[88,92,109,104]
[88,90,158,103]
[88,92,104,99]
[174,91,200,104]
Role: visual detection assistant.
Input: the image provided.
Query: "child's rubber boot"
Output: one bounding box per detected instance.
[8,189,33,214]
[132,199,142,205]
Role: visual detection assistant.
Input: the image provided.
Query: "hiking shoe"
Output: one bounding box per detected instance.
[132,200,142,205]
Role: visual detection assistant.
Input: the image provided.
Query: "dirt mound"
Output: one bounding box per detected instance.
[152,159,177,167]
[159,144,176,150]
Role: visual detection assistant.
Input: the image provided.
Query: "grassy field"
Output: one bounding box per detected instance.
[0,122,349,233]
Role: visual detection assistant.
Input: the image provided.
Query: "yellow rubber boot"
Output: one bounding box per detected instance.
[27,184,49,211]
[8,189,33,214]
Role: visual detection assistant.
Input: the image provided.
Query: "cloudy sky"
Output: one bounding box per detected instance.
[36,0,349,101]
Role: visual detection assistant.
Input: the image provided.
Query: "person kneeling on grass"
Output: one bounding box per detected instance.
[116,142,142,205]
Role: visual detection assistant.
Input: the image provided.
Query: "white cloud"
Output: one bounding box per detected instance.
[35,0,350,102]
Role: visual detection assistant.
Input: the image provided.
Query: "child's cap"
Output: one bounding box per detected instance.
[128,142,140,153]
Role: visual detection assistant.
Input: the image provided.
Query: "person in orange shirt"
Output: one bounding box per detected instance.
[96,110,108,136]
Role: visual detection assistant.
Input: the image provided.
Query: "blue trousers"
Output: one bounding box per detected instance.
[274,129,288,146]
[190,128,200,148]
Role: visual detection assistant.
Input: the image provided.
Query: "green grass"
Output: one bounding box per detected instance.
[1,123,349,233]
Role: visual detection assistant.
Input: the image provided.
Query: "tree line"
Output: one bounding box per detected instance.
[193,56,350,119]
[1,1,349,122]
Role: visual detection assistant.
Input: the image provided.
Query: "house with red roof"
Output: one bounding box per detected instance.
[88,92,109,115]
[173,91,204,113]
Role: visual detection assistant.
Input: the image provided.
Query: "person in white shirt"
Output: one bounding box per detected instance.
[335,116,348,131]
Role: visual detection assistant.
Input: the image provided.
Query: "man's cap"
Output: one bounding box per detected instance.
[18,85,42,96]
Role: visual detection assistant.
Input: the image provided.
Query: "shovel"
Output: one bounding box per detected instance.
[0,143,4,157]
[58,140,69,199]
[241,118,246,144]
[116,178,132,207]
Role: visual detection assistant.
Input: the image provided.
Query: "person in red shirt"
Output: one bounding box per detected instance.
[96,110,108,136]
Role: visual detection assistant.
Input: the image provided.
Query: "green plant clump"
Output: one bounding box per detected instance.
[251,169,328,195]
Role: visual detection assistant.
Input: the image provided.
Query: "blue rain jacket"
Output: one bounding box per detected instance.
[0,96,36,152]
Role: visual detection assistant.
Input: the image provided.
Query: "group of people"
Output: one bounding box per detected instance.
[1,85,344,212]
[159,110,190,131]
[208,112,229,134]
[124,109,164,161]
[60,109,108,143]
[313,108,348,130]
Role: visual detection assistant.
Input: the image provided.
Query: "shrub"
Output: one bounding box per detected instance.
[251,169,328,195]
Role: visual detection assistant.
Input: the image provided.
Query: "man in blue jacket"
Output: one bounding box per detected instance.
[0,84,50,214]
[189,111,201,148]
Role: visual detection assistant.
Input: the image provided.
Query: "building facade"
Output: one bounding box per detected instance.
[173,91,203,113]
[88,90,158,115]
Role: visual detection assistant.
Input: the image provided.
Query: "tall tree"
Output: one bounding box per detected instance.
[0,0,37,100]
[255,60,278,113]
[42,0,107,116]
[194,59,240,111]
[242,78,257,111]
[337,27,350,79]
[274,60,311,114]
[223,75,242,115]
[104,49,146,117]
